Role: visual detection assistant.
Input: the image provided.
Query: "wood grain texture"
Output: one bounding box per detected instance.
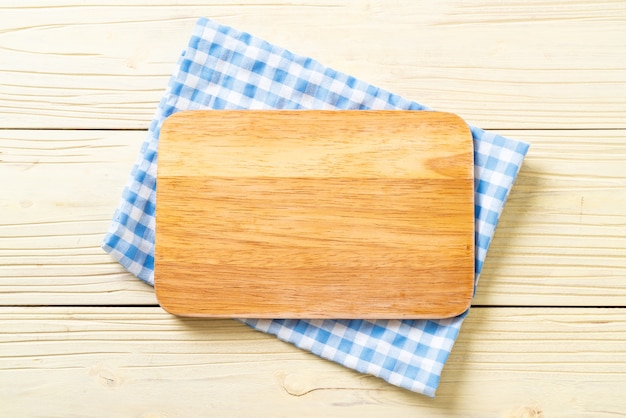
[1,129,624,307]
[155,110,474,318]
[1,307,625,417]
[0,129,156,305]
[1,1,625,129]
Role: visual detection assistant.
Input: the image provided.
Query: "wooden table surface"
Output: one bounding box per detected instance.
[1,2,625,416]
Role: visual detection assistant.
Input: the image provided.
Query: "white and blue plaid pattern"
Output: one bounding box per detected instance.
[102,17,529,397]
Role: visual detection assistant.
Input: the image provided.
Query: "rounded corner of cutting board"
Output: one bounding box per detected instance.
[449,282,476,318]
[154,275,186,317]
[161,109,193,126]
[438,112,474,153]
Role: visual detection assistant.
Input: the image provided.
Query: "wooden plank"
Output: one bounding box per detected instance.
[0,129,156,305]
[1,1,625,129]
[155,110,474,318]
[0,307,624,417]
[1,129,625,307]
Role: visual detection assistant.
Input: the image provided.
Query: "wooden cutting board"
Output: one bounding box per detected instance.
[155,110,474,319]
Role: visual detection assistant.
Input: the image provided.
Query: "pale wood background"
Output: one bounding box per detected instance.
[1,1,625,416]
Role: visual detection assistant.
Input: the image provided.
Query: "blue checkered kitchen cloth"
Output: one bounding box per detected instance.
[102,17,529,397]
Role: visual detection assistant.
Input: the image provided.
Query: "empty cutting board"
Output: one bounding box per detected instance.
[155,110,474,319]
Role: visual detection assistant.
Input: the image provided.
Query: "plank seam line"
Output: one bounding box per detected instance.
[1,127,626,132]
